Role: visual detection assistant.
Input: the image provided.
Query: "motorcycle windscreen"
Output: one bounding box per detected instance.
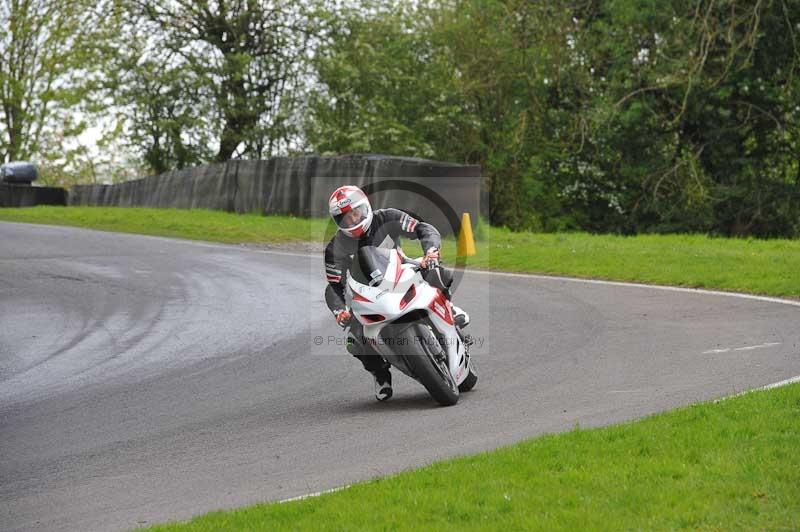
[350,246,392,287]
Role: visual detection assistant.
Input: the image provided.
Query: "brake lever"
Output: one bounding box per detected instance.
[399,251,423,270]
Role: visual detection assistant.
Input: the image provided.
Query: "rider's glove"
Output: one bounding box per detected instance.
[420,247,440,270]
[334,309,352,327]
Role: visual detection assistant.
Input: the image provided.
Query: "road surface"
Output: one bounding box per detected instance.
[1,222,798,531]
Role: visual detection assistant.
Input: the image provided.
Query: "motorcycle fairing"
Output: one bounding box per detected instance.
[346,247,469,386]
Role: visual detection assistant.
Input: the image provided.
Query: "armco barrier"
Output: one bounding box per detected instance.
[0,184,67,207]
[70,155,481,235]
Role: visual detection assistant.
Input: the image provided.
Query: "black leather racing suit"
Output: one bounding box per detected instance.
[324,208,453,373]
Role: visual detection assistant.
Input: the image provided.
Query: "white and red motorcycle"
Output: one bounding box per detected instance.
[345,246,477,406]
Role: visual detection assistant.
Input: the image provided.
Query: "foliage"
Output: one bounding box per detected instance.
[102,23,216,174]
[306,1,469,159]
[307,0,800,237]
[3,0,798,237]
[118,0,324,169]
[0,0,117,164]
[574,0,800,237]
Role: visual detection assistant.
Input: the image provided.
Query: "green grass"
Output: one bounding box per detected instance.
[1,206,798,297]
[145,383,800,531]
[0,206,328,244]
[443,228,800,298]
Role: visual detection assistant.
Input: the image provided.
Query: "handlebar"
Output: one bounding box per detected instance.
[404,257,423,268]
[405,256,439,271]
[397,250,425,270]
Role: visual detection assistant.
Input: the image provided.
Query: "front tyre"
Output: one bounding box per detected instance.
[404,324,459,406]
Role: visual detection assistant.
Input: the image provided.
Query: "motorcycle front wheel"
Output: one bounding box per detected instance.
[404,323,459,406]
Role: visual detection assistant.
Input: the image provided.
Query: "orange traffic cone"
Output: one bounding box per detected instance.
[457,212,477,257]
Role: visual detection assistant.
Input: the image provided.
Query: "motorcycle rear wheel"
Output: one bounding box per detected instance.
[458,359,478,392]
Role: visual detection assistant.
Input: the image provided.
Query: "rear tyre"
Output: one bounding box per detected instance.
[458,360,478,392]
[404,324,459,406]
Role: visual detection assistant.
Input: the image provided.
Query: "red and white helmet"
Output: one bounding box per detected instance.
[329,185,373,238]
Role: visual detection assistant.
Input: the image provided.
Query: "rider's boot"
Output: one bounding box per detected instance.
[348,329,393,401]
[451,304,470,329]
[372,368,393,401]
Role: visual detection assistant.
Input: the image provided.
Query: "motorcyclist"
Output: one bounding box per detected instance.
[324,185,469,401]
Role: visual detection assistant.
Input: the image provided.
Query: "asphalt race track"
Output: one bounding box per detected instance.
[1,222,798,531]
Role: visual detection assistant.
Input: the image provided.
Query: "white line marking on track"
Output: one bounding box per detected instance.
[734,342,782,351]
[278,485,350,504]
[717,375,800,402]
[758,375,800,390]
[702,342,781,354]
[464,268,800,308]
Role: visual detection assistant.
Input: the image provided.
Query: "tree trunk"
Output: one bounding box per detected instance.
[215,122,240,162]
[214,69,255,162]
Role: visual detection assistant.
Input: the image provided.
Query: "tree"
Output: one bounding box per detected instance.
[103,27,216,174]
[306,1,469,159]
[0,0,115,163]
[309,0,800,236]
[575,0,800,236]
[307,0,579,230]
[125,0,322,163]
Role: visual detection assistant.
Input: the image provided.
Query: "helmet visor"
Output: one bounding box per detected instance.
[333,203,370,230]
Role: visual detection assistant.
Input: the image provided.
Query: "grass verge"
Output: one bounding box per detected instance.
[146,383,800,531]
[1,206,798,297]
[444,228,800,298]
[0,206,328,244]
